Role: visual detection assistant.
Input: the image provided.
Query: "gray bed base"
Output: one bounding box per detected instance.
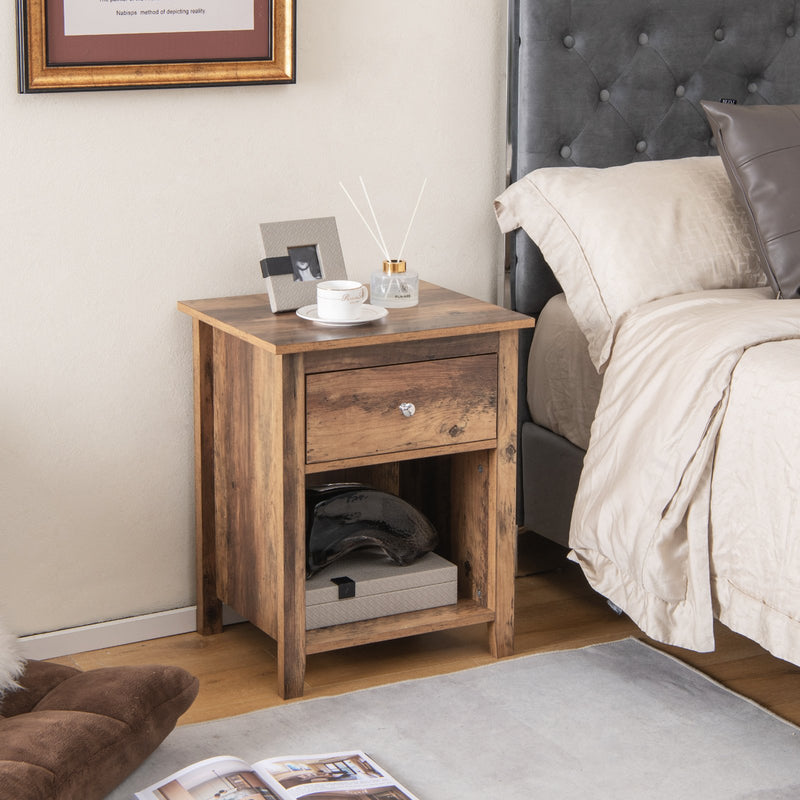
[508,0,800,546]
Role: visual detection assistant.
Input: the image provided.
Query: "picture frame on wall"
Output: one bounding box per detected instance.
[16,0,295,93]
[259,217,348,313]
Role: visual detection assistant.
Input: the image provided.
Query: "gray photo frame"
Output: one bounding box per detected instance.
[258,217,347,313]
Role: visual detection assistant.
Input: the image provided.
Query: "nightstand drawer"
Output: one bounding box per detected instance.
[306,354,497,463]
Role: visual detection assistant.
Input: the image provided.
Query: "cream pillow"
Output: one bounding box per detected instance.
[495,156,767,370]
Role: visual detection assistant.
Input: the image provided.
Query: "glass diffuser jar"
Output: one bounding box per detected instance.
[370,260,419,308]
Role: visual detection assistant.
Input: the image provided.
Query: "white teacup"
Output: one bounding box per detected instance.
[316,280,369,321]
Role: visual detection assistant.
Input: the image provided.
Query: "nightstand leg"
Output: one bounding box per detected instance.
[491,330,519,657]
[277,630,306,699]
[276,479,306,699]
[277,354,307,699]
[490,511,516,658]
[193,319,223,636]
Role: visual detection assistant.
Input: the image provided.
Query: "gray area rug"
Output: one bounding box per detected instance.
[109,638,800,799]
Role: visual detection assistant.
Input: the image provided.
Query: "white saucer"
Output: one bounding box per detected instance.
[296,304,388,326]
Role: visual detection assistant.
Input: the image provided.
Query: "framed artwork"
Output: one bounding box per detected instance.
[259,217,348,313]
[17,0,295,92]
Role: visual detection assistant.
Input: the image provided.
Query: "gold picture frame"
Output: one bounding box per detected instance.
[17,0,294,92]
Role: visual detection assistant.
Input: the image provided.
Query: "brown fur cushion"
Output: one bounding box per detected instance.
[0,659,198,800]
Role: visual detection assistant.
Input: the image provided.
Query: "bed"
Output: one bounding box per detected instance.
[500,0,800,663]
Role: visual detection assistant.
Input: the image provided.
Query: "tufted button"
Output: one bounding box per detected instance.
[560,145,573,159]
[638,32,649,45]
[563,34,575,49]
[599,89,610,102]
[635,140,647,153]
[714,27,725,41]
[747,81,759,94]
[787,24,796,38]
[675,84,686,98]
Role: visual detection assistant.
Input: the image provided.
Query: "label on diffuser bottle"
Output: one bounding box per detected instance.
[371,270,419,308]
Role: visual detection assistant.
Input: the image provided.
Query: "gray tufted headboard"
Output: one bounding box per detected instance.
[508,0,800,318]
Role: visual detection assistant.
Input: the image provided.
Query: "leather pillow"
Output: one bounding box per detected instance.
[702,101,800,299]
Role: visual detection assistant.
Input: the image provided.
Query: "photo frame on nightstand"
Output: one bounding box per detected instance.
[258,216,348,313]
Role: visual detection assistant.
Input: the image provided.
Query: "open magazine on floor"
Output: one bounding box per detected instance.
[133,750,422,800]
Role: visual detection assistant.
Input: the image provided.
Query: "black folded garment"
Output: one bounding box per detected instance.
[305,483,438,576]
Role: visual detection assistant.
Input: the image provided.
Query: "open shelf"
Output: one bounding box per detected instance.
[305,598,495,654]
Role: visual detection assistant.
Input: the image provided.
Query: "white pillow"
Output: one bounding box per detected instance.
[0,615,25,697]
[495,156,767,370]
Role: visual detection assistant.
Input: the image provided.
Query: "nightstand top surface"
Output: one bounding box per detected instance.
[178,281,534,354]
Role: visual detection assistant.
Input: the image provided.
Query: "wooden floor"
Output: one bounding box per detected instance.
[51,535,800,727]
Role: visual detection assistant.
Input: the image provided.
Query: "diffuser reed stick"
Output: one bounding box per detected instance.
[397,177,427,262]
[359,176,392,263]
[339,180,391,261]
[339,177,427,263]
[340,177,425,306]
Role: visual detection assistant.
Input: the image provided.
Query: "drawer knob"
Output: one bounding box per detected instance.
[399,402,416,418]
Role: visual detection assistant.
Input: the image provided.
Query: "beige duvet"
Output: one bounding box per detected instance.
[569,288,800,664]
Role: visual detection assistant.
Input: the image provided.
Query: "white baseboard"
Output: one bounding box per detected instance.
[19,606,246,661]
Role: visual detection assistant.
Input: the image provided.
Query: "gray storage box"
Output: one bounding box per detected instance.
[305,551,457,630]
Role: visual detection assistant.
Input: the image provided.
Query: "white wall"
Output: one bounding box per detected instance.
[0,1,508,636]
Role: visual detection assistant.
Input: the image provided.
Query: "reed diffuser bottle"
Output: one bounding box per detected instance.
[371,259,419,308]
[340,176,427,310]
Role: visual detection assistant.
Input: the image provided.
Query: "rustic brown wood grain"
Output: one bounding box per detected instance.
[180,283,533,698]
[193,320,222,636]
[491,330,520,657]
[178,283,532,355]
[306,355,497,463]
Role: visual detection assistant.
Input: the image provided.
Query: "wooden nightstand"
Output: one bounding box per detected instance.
[178,281,534,698]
